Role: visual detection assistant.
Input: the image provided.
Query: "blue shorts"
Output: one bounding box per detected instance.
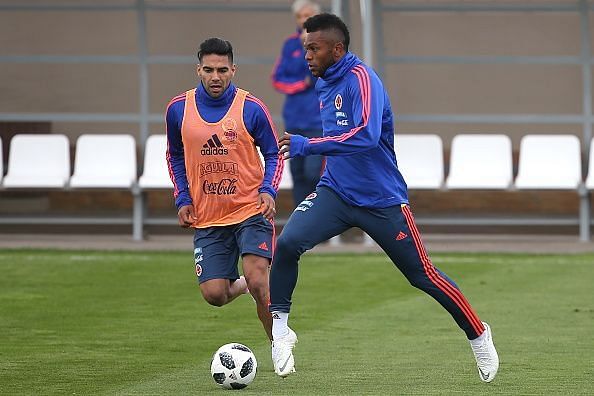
[193,214,274,284]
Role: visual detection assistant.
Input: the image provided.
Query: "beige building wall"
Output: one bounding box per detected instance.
[0,0,591,153]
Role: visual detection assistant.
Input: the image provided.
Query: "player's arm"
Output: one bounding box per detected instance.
[280,67,382,157]
[165,96,195,227]
[271,37,311,95]
[245,94,284,220]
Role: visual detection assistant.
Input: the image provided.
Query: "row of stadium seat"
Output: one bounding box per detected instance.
[1,134,153,189]
[3,133,592,191]
[0,134,294,191]
[397,134,593,190]
[0,134,293,241]
[0,133,593,240]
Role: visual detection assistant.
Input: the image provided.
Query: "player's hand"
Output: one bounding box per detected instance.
[278,132,293,160]
[279,133,309,159]
[177,204,197,228]
[257,192,276,220]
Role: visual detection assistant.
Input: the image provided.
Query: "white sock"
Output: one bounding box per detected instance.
[470,329,487,347]
[271,311,289,340]
[231,276,248,295]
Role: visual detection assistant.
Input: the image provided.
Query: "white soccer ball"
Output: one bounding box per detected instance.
[210,343,257,390]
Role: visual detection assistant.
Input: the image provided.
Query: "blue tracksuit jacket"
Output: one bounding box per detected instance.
[288,52,409,208]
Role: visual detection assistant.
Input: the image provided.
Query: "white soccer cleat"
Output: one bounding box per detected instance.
[471,322,499,383]
[271,327,298,377]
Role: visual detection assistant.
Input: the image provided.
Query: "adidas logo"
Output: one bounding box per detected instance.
[201,134,228,155]
[395,231,407,241]
[271,313,281,320]
[258,242,269,251]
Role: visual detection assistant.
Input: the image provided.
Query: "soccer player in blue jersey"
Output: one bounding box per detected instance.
[268,14,499,382]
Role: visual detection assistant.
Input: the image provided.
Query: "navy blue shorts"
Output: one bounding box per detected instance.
[193,214,273,284]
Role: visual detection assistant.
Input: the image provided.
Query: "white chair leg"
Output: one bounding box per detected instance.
[132,186,144,241]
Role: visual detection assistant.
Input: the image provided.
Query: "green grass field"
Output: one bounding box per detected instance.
[1,249,593,395]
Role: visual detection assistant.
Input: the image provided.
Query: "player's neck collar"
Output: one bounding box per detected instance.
[196,82,236,107]
[321,52,360,83]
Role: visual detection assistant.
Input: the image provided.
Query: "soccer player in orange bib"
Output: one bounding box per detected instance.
[166,38,283,341]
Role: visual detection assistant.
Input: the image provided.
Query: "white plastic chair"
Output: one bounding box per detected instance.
[3,134,70,188]
[69,134,137,188]
[446,134,513,189]
[585,138,594,190]
[138,135,172,189]
[278,158,293,190]
[514,134,582,189]
[0,137,3,185]
[394,134,444,189]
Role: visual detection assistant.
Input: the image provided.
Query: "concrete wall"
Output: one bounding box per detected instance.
[1,0,590,150]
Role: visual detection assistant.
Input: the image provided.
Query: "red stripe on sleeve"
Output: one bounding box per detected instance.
[246,95,284,191]
[272,154,284,190]
[166,93,185,110]
[246,95,278,136]
[272,79,309,94]
[165,94,186,197]
[165,139,179,197]
[309,66,371,145]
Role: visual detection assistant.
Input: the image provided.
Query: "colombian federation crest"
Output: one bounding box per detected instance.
[221,117,238,142]
[194,247,203,277]
[334,94,343,110]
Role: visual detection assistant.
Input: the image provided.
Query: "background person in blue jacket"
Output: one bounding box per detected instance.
[268,13,500,384]
[271,0,324,206]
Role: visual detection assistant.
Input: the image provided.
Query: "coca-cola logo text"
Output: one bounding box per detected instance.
[202,178,238,195]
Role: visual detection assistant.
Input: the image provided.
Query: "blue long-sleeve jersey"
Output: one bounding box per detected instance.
[271,30,322,133]
[166,83,281,209]
[288,52,409,208]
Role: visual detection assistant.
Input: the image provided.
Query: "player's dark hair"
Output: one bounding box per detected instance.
[197,38,234,63]
[303,13,350,51]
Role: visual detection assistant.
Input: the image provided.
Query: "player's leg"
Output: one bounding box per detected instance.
[193,226,246,307]
[289,156,307,206]
[302,154,324,199]
[235,214,275,341]
[242,254,273,340]
[356,204,499,382]
[270,186,351,314]
[355,204,484,337]
[269,186,351,377]
[199,278,247,307]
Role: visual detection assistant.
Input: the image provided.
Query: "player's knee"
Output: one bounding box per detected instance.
[202,291,228,307]
[245,274,265,290]
[405,273,428,290]
[246,278,267,303]
[407,275,431,291]
[276,232,301,255]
